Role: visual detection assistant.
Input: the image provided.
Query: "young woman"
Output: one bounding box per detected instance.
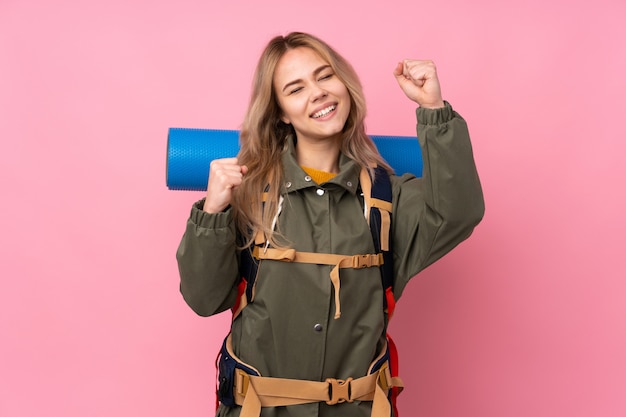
[176,32,484,417]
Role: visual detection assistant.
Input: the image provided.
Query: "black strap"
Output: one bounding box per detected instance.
[368,166,394,307]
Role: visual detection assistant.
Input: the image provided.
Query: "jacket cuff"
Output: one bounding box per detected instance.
[416,101,454,125]
[189,199,233,229]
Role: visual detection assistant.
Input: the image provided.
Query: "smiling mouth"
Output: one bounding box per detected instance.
[311,105,336,119]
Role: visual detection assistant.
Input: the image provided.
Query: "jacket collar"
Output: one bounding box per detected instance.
[280,135,361,196]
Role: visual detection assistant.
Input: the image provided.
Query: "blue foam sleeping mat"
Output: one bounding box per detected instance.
[166,128,423,191]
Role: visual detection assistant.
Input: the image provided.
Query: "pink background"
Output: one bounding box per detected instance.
[2,1,625,416]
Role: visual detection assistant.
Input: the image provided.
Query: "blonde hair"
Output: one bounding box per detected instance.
[233,32,391,248]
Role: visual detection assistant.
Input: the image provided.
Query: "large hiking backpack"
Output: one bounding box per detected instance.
[223,166,403,416]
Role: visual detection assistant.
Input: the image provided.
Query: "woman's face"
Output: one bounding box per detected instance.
[273,47,351,145]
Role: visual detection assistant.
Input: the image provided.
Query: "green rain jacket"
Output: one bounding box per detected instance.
[176,103,485,417]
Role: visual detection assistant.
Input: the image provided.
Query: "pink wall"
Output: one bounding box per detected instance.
[2,1,625,416]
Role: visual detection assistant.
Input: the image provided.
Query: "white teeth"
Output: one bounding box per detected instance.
[312,105,336,119]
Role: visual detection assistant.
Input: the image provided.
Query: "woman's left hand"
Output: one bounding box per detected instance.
[393,59,445,109]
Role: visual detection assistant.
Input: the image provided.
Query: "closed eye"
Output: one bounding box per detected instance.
[319,73,334,81]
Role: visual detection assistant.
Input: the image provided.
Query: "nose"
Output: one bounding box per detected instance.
[310,85,328,102]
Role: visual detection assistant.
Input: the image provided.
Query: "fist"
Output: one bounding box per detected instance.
[393,59,445,109]
[203,157,248,213]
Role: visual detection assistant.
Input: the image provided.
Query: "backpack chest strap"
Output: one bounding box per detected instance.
[252,246,384,319]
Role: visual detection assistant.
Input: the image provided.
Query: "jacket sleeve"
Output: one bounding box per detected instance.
[176,199,241,316]
[392,102,485,300]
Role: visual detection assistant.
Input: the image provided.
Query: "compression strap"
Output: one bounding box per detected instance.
[252,246,384,319]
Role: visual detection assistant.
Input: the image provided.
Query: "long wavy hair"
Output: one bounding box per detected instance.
[232,32,391,249]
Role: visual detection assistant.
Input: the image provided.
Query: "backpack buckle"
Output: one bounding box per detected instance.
[376,362,391,391]
[235,368,251,397]
[325,377,353,405]
[352,254,383,269]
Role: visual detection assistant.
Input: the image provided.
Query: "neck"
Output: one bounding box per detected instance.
[295,135,341,173]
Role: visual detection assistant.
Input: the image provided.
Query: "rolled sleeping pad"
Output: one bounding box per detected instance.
[166,128,423,191]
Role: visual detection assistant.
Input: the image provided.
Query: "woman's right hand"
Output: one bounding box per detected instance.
[203,157,248,213]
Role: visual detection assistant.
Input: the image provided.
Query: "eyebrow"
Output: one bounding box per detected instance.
[281,64,332,93]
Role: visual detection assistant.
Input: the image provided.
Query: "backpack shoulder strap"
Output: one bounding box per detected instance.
[364,166,401,416]
[362,166,395,318]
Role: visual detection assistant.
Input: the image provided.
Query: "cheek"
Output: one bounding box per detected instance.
[337,87,352,115]
[276,97,293,123]
[283,99,308,122]
[334,85,352,113]
[340,86,351,102]
[280,105,294,124]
